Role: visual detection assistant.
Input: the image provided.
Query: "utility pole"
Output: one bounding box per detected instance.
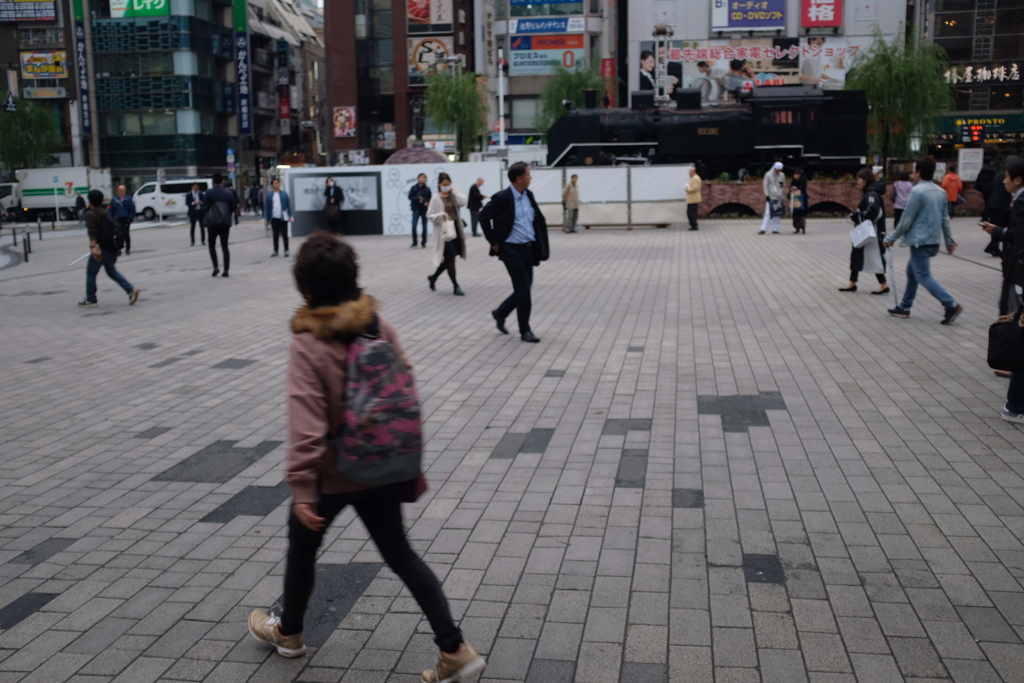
[498,47,506,149]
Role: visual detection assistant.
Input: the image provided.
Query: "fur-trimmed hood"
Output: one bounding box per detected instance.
[291,295,378,340]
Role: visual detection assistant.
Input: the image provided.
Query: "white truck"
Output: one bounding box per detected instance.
[13,167,113,221]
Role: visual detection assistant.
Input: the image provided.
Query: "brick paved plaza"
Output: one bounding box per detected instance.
[1,216,1022,682]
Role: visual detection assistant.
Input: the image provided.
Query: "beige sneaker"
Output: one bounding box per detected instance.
[247,609,306,658]
[421,642,486,682]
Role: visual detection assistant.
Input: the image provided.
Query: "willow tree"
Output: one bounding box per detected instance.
[846,28,954,160]
[424,69,485,161]
[536,64,610,134]
[0,97,60,175]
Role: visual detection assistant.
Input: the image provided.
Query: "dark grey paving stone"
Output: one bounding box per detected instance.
[298,563,383,647]
[213,358,257,369]
[544,370,565,378]
[149,357,183,368]
[135,427,171,440]
[10,538,77,566]
[492,432,528,459]
[616,449,648,488]
[627,346,645,352]
[24,357,50,364]
[0,593,58,629]
[154,440,283,483]
[957,606,1021,644]
[742,554,786,584]
[672,488,705,509]
[201,482,291,523]
[602,419,652,435]
[697,392,787,432]
[521,428,555,454]
[620,662,668,683]
[181,349,203,356]
[527,659,577,682]
[135,342,159,350]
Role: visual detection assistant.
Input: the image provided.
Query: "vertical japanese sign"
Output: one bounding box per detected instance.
[234,0,252,135]
[277,39,290,137]
[601,58,615,108]
[72,0,91,134]
[801,0,842,28]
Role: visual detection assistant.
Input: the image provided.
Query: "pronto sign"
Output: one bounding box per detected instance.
[509,35,586,76]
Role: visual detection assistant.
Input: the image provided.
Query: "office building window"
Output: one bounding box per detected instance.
[510,98,537,130]
[511,2,583,17]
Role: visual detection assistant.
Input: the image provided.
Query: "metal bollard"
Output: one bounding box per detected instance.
[22,233,28,262]
[10,227,15,246]
[24,229,30,254]
[37,220,42,240]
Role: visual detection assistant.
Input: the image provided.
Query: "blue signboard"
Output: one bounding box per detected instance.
[74,21,91,134]
[235,33,252,135]
[711,0,785,31]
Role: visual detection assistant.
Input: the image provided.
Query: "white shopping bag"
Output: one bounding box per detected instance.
[850,220,876,248]
[861,234,885,274]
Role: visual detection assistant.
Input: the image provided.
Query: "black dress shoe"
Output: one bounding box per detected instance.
[212,269,220,277]
[453,286,464,296]
[492,310,508,334]
[520,331,540,343]
[428,274,437,291]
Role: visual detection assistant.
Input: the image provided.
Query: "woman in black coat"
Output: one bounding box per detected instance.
[839,168,889,294]
[323,178,344,234]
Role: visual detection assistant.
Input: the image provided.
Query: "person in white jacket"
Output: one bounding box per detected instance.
[759,162,787,234]
[426,172,468,296]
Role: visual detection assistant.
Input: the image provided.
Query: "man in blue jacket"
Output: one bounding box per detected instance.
[883,156,962,324]
[264,177,292,257]
[109,184,136,255]
[408,173,431,248]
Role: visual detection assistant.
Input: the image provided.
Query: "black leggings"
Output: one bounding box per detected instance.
[280,484,463,653]
[207,226,230,271]
[431,241,459,287]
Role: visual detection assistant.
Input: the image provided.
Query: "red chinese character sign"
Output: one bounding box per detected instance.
[801,0,842,28]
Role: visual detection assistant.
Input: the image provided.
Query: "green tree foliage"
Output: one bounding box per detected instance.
[424,70,485,161]
[846,28,954,159]
[536,64,610,134]
[0,97,60,174]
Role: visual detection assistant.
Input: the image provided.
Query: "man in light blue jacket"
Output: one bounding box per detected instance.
[883,157,963,324]
[264,177,292,257]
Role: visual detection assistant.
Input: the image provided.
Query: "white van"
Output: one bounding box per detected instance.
[133,178,213,221]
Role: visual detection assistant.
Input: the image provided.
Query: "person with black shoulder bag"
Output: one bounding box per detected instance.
[202,172,238,277]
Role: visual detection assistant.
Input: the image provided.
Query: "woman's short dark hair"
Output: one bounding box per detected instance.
[856,168,875,185]
[87,189,104,207]
[437,172,452,189]
[899,172,910,182]
[293,232,360,308]
[325,177,334,185]
[508,162,530,184]
[640,50,654,62]
[915,156,937,181]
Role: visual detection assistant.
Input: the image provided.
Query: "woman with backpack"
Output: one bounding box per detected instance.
[248,233,486,683]
[839,168,889,294]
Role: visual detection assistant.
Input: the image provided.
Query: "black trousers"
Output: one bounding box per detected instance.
[280,484,463,653]
[271,218,289,253]
[686,203,699,229]
[470,208,480,236]
[121,220,132,253]
[495,242,534,334]
[207,225,230,271]
[189,212,205,245]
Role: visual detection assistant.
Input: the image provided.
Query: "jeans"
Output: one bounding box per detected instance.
[686,203,698,230]
[947,201,957,219]
[1008,372,1024,414]
[899,245,955,310]
[495,242,534,334]
[412,211,428,245]
[280,484,463,653]
[189,212,205,245]
[207,225,230,271]
[85,249,133,302]
[564,208,579,232]
[270,218,289,253]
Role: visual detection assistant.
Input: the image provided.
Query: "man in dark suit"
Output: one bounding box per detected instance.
[186,183,205,246]
[480,162,550,343]
[467,178,487,237]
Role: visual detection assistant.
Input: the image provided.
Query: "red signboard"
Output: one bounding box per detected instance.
[601,58,615,108]
[801,0,842,28]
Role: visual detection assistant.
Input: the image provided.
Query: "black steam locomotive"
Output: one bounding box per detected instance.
[546,85,868,177]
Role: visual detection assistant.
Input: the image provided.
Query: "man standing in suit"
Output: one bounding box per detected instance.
[186,183,205,246]
[467,178,487,237]
[480,162,550,343]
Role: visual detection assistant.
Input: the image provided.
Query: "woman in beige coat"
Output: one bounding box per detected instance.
[426,172,467,296]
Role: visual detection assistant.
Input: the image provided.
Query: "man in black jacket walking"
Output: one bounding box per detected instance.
[186,183,205,246]
[467,178,487,237]
[480,162,550,343]
[408,174,431,247]
[201,173,238,277]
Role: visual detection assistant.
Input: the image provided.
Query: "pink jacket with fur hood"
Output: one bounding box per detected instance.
[286,295,412,504]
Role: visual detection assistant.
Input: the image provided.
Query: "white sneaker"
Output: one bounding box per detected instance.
[1001,407,1024,425]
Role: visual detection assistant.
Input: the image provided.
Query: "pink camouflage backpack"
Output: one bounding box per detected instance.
[330,318,423,485]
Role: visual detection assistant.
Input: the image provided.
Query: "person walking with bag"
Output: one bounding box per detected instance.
[562,174,580,233]
[409,174,431,248]
[789,168,808,234]
[247,234,487,682]
[77,190,140,308]
[323,178,344,234]
[884,157,962,324]
[839,169,889,294]
[202,173,238,277]
[264,177,293,257]
[758,162,786,234]
[426,173,467,296]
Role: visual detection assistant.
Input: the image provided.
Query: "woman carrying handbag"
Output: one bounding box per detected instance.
[839,168,889,294]
[426,172,468,296]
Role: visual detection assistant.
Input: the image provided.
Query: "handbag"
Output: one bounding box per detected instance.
[769,198,784,218]
[956,195,965,206]
[440,218,457,242]
[988,309,1024,372]
[323,202,340,220]
[850,219,876,248]
[789,189,803,211]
